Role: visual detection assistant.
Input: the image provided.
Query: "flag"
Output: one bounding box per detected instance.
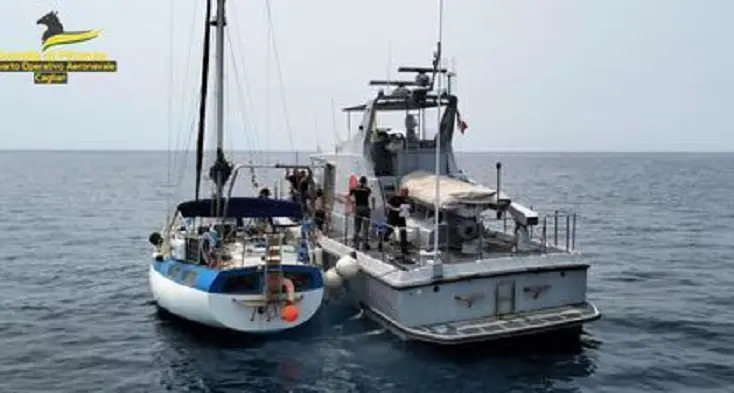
[457,112,468,134]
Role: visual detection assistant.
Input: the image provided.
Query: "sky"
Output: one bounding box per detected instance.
[0,0,732,152]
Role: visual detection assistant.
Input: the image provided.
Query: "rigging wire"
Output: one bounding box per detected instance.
[265,2,272,155]
[166,0,175,215]
[165,0,203,212]
[171,0,203,188]
[228,0,264,165]
[226,31,262,166]
[170,116,199,203]
[264,0,297,162]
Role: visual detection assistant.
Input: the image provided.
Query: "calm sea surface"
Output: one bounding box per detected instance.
[1,151,732,393]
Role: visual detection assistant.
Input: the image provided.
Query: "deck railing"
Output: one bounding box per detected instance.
[323,207,579,265]
[326,210,456,264]
[498,208,578,252]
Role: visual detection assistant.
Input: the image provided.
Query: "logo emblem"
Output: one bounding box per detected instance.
[37,11,102,52]
[454,293,485,308]
[523,284,551,300]
[0,10,117,85]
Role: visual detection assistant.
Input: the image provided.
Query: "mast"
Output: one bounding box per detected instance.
[194,0,213,201]
[431,0,445,278]
[208,0,232,218]
[214,0,225,156]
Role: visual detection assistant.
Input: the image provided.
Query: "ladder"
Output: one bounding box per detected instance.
[297,219,315,264]
[262,233,285,321]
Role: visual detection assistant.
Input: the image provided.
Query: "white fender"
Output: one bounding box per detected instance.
[324,268,343,289]
[282,277,296,304]
[335,255,359,280]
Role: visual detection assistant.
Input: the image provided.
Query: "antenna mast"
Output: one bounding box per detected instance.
[431,0,445,279]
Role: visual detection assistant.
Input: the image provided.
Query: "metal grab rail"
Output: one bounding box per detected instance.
[326,207,580,256]
[498,210,578,252]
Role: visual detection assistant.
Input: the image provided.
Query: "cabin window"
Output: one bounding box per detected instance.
[221,274,260,294]
[167,265,181,278]
[284,272,313,292]
[181,271,198,286]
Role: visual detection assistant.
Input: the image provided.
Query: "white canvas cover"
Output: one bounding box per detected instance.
[400,170,502,212]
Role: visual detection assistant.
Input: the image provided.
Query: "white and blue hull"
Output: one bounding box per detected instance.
[149,260,324,334]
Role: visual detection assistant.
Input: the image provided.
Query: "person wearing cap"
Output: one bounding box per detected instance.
[258,187,271,199]
[383,187,411,256]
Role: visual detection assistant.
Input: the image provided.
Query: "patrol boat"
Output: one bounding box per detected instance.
[146,0,324,333]
[306,42,601,345]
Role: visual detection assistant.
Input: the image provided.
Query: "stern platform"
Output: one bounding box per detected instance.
[365,301,600,345]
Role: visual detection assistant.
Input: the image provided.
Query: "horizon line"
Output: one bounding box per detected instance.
[0,148,732,154]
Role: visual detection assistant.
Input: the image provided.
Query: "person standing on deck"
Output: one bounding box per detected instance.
[312,188,329,233]
[297,169,313,214]
[382,187,410,256]
[257,187,275,232]
[285,169,302,202]
[349,176,375,250]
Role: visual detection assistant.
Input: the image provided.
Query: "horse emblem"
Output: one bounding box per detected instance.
[36,11,102,52]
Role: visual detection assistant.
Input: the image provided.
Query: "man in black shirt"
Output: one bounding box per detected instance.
[285,169,302,202]
[349,176,375,250]
[382,187,410,255]
[297,169,312,213]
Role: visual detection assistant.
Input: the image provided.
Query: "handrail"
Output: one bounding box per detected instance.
[498,210,578,252]
[325,207,579,256]
[175,233,300,247]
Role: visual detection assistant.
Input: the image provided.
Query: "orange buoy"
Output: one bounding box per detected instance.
[281,304,299,322]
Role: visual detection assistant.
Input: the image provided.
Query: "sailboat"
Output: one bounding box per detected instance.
[147,0,325,333]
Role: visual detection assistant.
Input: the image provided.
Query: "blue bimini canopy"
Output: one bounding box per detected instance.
[177,197,303,219]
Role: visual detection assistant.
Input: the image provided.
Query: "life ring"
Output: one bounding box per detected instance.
[266,275,296,304]
[199,231,219,268]
[282,277,295,304]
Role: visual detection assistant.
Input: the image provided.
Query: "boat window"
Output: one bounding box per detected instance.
[181,271,197,286]
[167,264,181,278]
[185,237,201,264]
[221,275,260,294]
[284,271,313,292]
